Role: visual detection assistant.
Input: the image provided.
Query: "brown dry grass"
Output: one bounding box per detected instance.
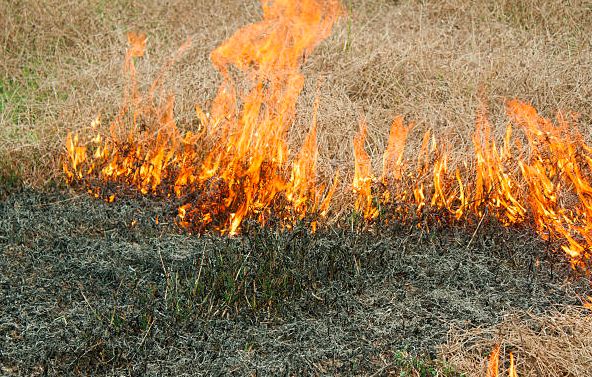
[1,0,258,184]
[2,0,591,185]
[441,305,592,376]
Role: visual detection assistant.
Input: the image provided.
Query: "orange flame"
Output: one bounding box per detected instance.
[64,0,342,234]
[64,0,592,271]
[382,116,413,182]
[353,118,377,220]
[487,344,500,377]
[486,345,519,377]
[509,353,518,377]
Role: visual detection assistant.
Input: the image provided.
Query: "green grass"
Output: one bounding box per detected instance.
[0,77,26,124]
[0,62,45,122]
[0,63,47,152]
[0,59,68,189]
[389,350,464,376]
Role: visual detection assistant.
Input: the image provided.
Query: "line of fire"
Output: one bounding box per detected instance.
[64,0,592,276]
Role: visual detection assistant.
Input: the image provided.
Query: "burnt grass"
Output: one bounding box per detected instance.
[1,188,590,376]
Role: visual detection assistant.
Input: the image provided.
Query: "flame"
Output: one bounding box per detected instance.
[486,345,519,377]
[509,353,518,377]
[487,344,500,377]
[64,0,341,234]
[382,116,413,182]
[64,0,592,271]
[127,32,147,58]
[353,100,592,270]
[353,118,377,220]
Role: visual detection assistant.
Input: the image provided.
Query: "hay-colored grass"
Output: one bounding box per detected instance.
[2,0,591,185]
[441,305,592,376]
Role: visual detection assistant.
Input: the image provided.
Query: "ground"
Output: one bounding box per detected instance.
[1,0,592,376]
[1,189,590,375]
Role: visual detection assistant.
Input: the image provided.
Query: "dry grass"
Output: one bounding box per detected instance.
[2,0,591,185]
[441,305,592,376]
[0,0,257,184]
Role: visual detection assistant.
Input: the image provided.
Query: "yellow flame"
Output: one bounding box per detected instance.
[64,0,592,272]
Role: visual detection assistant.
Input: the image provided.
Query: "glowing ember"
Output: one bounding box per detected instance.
[64,0,592,271]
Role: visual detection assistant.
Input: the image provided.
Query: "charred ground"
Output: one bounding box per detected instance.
[1,189,589,375]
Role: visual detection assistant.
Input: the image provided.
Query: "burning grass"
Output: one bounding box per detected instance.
[3,0,592,375]
[64,0,343,236]
[62,0,592,272]
[353,101,592,271]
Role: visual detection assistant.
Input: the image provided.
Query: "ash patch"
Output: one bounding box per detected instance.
[1,189,589,376]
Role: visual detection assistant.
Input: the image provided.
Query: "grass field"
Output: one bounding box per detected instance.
[2,0,592,184]
[2,0,592,375]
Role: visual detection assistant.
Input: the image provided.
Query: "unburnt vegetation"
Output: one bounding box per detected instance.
[2,0,592,375]
[2,0,591,182]
[442,305,592,377]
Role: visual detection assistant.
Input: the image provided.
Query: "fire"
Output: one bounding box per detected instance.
[487,344,500,377]
[353,101,592,270]
[64,0,592,270]
[486,345,519,377]
[509,353,518,377]
[64,0,342,235]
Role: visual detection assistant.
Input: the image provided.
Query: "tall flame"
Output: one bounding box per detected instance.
[64,0,592,271]
[64,0,342,234]
[487,344,501,377]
